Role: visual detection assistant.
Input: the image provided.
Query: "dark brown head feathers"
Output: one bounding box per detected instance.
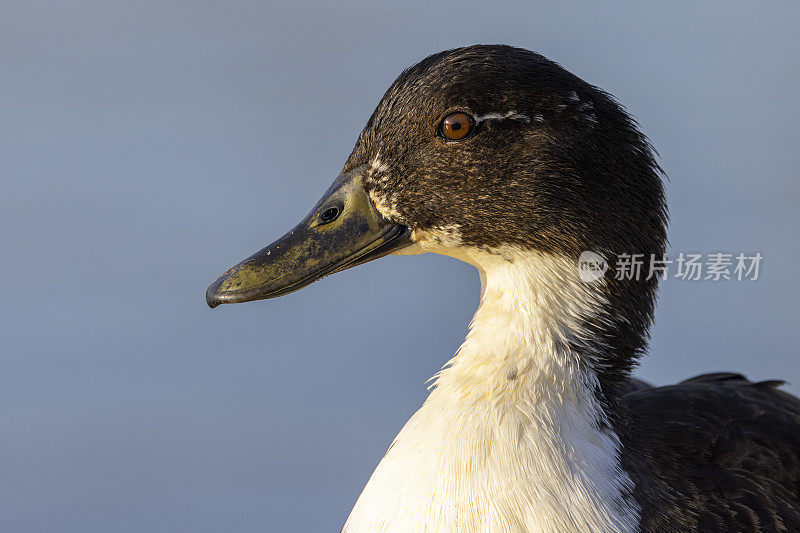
[346,45,668,393]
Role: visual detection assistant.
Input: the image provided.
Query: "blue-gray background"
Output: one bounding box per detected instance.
[2,1,798,531]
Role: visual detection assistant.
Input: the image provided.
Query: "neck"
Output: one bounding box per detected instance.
[436,248,616,403]
[344,249,639,533]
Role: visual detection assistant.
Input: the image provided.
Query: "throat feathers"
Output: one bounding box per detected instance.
[344,249,640,533]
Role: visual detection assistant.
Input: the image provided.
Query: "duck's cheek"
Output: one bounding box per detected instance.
[398,225,472,259]
[367,188,404,222]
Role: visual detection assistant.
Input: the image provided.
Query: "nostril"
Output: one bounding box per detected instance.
[319,206,341,223]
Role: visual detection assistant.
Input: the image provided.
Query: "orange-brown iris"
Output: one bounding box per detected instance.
[440,112,473,140]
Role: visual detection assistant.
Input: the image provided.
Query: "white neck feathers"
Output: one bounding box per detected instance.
[344,248,639,533]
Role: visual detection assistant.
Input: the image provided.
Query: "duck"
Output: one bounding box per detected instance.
[206,45,800,532]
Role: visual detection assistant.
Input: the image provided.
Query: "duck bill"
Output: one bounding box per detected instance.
[206,166,411,308]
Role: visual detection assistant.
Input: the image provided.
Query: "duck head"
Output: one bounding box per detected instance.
[207,45,667,383]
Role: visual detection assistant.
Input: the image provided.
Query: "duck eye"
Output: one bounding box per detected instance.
[439,112,474,140]
[319,206,340,223]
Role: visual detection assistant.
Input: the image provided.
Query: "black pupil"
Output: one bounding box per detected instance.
[320,207,339,222]
[451,121,462,130]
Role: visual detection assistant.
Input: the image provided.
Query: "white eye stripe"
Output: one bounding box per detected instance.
[473,111,531,124]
